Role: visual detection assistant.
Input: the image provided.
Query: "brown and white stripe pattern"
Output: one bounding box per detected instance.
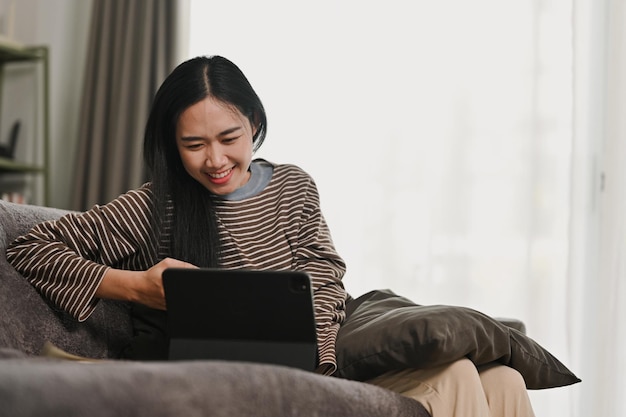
[6,162,348,374]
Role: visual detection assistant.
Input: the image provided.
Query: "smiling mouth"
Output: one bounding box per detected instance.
[208,168,233,179]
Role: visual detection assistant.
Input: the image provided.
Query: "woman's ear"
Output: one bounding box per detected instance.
[251,111,261,138]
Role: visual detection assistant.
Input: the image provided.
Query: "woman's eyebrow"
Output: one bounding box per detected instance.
[218,126,242,137]
[179,135,203,142]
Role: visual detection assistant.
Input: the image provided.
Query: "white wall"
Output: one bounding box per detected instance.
[188,1,574,415]
[0,0,93,209]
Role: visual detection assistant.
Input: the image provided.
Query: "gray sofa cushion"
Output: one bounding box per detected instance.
[0,358,429,417]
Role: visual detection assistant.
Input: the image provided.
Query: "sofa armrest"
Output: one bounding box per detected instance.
[496,318,527,334]
[0,200,133,358]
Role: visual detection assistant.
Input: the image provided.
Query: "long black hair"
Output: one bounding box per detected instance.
[143,56,267,267]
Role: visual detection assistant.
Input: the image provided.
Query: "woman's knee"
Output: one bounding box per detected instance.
[478,364,535,417]
[444,358,482,381]
[479,363,527,393]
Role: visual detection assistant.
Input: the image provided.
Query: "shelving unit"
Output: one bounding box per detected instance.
[0,40,49,205]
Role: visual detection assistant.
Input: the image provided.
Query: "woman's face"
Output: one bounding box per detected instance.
[176,97,256,195]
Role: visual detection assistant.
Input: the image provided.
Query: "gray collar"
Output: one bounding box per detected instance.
[218,159,273,201]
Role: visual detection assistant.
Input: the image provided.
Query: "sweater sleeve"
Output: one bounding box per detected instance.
[294,177,348,375]
[6,186,156,321]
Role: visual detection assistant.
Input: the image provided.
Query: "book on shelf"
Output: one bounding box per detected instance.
[1,191,26,204]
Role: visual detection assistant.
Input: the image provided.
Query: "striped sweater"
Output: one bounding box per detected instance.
[6,162,348,374]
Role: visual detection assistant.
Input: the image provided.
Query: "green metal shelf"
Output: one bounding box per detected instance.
[0,156,44,173]
[0,44,45,62]
[0,40,49,205]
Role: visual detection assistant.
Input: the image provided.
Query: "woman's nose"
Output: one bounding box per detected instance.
[205,145,226,167]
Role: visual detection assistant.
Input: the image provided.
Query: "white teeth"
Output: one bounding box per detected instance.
[209,168,231,179]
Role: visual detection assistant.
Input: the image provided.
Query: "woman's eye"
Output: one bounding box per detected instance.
[186,143,203,150]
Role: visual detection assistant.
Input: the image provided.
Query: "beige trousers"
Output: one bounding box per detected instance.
[366,359,536,417]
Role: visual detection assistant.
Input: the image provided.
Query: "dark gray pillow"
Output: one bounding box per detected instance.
[335,289,581,390]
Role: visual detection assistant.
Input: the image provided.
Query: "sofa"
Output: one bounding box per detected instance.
[0,200,581,417]
[0,200,431,417]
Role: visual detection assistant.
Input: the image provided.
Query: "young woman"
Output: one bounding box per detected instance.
[6,55,534,416]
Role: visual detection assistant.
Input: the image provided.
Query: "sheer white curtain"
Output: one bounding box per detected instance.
[187,1,575,414]
[570,0,626,416]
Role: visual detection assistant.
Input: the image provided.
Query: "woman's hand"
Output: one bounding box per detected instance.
[97,258,198,310]
[138,258,198,309]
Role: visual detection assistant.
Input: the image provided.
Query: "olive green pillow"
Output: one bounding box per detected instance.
[335,289,581,390]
